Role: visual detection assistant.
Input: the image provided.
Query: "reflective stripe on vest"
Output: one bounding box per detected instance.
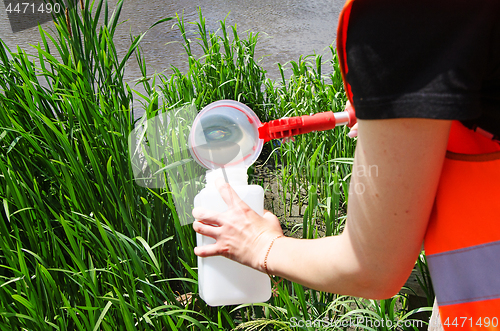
[337,1,500,328]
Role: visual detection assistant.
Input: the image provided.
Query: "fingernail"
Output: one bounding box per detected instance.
[347,130,357,138]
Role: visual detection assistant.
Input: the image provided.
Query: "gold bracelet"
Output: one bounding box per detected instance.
[264,235,284,278]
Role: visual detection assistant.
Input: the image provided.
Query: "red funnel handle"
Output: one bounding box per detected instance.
[258,108,357,143]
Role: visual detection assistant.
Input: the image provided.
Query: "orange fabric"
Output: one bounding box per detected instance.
[425,121,500,329]
[439,298,500,330]
[447,121,500,154]
[425,145,500,255]
[336,0,355,104]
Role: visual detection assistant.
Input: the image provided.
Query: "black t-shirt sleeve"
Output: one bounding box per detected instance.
[345,0,500,128]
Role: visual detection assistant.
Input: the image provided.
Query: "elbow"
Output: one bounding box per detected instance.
[353,268,408,300]
[367,282,402,300]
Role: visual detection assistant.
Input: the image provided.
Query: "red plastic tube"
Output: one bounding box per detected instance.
[258,107,357,143]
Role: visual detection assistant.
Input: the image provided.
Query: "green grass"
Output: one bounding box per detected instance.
[0,2,432,330]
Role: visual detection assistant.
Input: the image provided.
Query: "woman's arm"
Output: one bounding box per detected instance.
[193,118,451,299]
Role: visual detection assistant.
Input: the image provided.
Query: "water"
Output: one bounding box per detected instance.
[193,111,250,168]
[0,0,344,113]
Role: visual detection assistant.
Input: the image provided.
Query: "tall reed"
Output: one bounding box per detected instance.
[0,1,208,329]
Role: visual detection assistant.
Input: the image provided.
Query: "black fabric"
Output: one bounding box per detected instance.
[345,0,500,136]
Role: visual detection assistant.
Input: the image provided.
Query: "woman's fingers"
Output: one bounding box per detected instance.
[192,207,222,226]
[345,101,358,138]
[194,243,221,257]
[193,220,220,239]
[348,124,358,138]
[192,189,283,268]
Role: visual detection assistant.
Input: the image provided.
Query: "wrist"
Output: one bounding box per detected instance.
[262,235,285,276]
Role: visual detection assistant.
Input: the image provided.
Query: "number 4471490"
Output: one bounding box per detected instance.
[5,2,61,14]
[443,317,498,328]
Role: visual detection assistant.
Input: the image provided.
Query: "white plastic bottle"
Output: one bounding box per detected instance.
[194,167,272,307]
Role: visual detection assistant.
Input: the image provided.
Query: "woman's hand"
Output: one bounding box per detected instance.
[348,123,358,138]
[192,178,283,272]
[345,101,358,138]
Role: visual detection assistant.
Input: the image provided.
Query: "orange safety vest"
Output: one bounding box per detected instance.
[425,121,500,330]
[337,1,500,329]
